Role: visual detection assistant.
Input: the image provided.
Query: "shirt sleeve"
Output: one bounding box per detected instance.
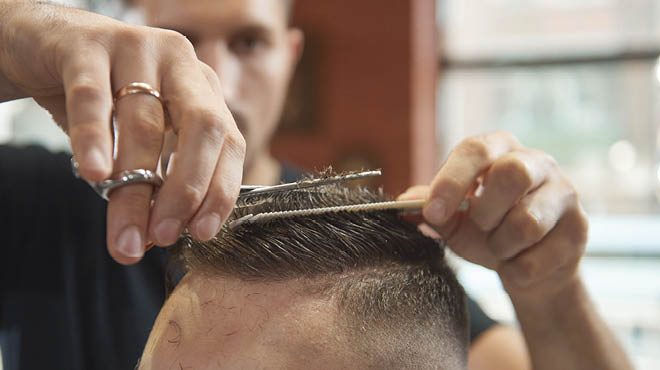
[467,295,499,343]
[0,144,167,370]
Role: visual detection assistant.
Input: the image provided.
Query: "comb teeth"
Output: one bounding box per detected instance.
[228,199,425,230]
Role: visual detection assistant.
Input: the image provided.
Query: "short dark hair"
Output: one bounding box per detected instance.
[171,171,468,369]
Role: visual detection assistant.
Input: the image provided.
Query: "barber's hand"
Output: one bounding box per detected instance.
[399,131,588,300]
[0,3,245,264]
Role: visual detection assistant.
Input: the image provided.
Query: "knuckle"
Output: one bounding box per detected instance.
[177,183,206,214]
[492,156,534,191]
[493,130,520,146]
[508,208,545,246]
[70,123,104,143]
[538,150,559,167]
[159,29,196,56]
[533,149,562,173]
[198,60,214,75]
[202,121,227,145]
[472,213,497,233]
[198,61,221,85]
[80,35,113,56]
[165,30,193,47]
[457,136,491,163]
[225,130,247,159]
[184,107,223,131]
[115,27,149,49]
[68,82,104,103]
[514,255,541,284]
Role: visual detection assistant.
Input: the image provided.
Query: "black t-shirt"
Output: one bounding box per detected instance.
[0,145,496,370]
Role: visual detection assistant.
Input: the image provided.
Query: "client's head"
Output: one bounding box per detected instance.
[139,172,468,370]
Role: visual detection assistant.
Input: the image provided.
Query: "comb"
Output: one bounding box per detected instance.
[228,199,425,229]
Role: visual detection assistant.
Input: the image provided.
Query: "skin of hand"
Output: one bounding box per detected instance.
[139,0,304,187]
[400,131,633,370]
[0,2,246,264]
[399,131,588,301]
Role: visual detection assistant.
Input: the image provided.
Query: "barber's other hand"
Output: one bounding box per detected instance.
[399,131,588,300]
[0,3,245,264]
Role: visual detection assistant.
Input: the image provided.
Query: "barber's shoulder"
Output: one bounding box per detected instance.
[0,145,98,198]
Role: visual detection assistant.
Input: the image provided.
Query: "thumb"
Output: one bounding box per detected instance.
[397,185,430,201]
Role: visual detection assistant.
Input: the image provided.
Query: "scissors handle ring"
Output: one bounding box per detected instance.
[95,169,163,200]
[71,158,163,201]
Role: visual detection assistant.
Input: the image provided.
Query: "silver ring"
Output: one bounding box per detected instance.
[71,158,163,201]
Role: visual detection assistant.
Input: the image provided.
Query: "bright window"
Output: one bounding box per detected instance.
[438,1,660,369]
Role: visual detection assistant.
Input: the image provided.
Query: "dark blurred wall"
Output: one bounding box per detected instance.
[272,0,437,194]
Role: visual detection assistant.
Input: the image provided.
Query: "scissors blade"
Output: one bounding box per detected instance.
[238,169,382,198]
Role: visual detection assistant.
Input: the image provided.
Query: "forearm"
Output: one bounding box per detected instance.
[510,277,633,370]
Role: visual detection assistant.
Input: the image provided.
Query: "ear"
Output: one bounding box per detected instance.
[287,28,305,69]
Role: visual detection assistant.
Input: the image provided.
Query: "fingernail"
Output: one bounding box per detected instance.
[83,147,109,176]
[154,218,182,245]
[424,199,447,225]
[195,214,221,241]
[117,226,144,258]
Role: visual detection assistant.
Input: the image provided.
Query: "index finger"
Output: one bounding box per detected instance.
[62,47,113,182]
[148,60,243,245]
[423,131,521,226]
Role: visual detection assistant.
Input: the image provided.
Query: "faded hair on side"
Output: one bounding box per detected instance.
[170,170,469,370]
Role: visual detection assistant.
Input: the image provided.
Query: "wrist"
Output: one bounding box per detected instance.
[506,274,587,314]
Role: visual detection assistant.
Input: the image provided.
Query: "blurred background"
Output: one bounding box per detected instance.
[437,2,660,369]
[0,0,658,369]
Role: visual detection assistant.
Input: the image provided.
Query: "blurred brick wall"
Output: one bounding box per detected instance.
[271,0,437,195]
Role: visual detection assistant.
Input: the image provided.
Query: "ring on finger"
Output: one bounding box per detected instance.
[113,81,163,104]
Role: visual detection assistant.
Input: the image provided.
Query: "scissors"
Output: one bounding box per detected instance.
[71,158,382,201]
[70,160,462,233]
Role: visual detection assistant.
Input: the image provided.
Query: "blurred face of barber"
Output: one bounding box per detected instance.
[140,0,303,181]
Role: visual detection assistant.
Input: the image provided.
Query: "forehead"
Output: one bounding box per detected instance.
[142,0,288,32]
[143,275,366,370]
